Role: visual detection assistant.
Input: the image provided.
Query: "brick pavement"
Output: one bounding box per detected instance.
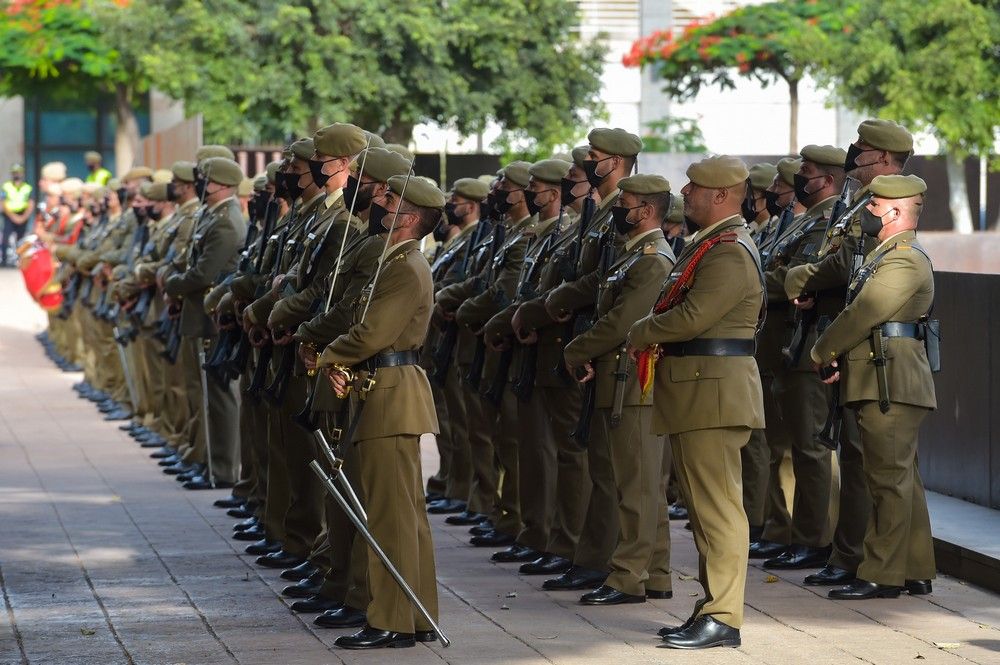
[0,269,998,665]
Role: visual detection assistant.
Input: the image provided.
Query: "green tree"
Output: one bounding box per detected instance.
[623,0,849,153]
[826,0,1000,233]
[0,0,150,170]
[641,115,707,154]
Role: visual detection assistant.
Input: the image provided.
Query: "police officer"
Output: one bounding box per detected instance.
[2,164,34,265]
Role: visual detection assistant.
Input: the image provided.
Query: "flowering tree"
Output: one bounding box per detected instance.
[624,0,851,152]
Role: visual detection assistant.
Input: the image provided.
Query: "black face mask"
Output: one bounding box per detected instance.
[793,173,825,202]
[741,196,758,223]
[582,157,613,189]
[444,202,463,226]
[493,190,515,217]
[844,144,880,173]
[764,190,782,218]
[116,187,128,206]
[166,182,178,202]
[432,221,449,242]
[523,189,549,217]
[87,163,98,173]
[148,206,162,222]
[308,159,337,189]
[343,175,373,213]
[280,171,304,201]
[368,202,389,236]
[859,207,888,237]
[193,175,207,200]
[610,205,642,235]
[132,205,148,221]
[560,178,587,206]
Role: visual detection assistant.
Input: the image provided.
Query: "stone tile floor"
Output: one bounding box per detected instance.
[1,270,998,665]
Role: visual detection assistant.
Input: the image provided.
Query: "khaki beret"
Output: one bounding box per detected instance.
[667,193,685,223]
[195,145,235,162]
[857,119,913,153]
[123,166,153,181]
[171,161,196,182]
[202,157,244,186]
[153,168,174,184]
[550,152,572,162]
[356,147,412,183]
[365,131,386,149]
[141,181,170,202]
[588,127,643,157]
[385,143,414,161]
[10,163,24,174]
[529,159,572,185]
[41,162,67,182]
[107,178,120,190]
[281,145,293,160]
[265,161,282,183]
[253,175,268,192]
[686,155,749,188]
[313,122,367,158]
[571,145,589,168]
[503,161,532,188]
[84,151,102,164]
[776,157,802,187]
[290,138,315,160]
[453,177,490,201]
[800,144,847,168]
[237,178,254,197]
[82,182,100,195]
[387,174,445,209]
[748,163,778,190]
[869,174,926,199]
[61,177,84,198]
[478,174,496,185]
[618,173,671,195]
[46,182,62,196]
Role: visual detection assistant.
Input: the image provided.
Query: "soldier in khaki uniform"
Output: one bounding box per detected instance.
[762,145,848,570]
[430,177,492,524]
[811,174,936,599]
[784,119,913,588]
[318,174,443,650]
[443,162,535,556]
[164,156,247,489]
[289,146,412,629]
[563,174,675,605]
[741,161,778,545]
[542,128,643,591]
[629,156,764,650]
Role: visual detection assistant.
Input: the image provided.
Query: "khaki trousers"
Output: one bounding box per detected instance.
[854,401,935,586]
[358,435,439,634]
[276,373,321,558]
[673,427,750,629]
[462,366,500,519]
[442,361,471,502]
[604,406,671,596]
[426,373,451,497]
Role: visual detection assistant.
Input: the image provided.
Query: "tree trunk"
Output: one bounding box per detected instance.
[114,83,141,173]
[945,152,974,234]
[787,78,799,154]
[382,119,415,146]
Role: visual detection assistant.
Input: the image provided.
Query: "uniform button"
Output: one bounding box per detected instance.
[695,371,700,377]
[556,338,562,343]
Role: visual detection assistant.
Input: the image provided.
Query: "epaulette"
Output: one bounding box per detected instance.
[642,241,658,255]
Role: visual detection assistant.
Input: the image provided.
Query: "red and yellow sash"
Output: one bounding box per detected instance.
[638,231,738,402]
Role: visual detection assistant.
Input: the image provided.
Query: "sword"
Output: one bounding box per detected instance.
[197,340,217,487]
[308,460,451,648]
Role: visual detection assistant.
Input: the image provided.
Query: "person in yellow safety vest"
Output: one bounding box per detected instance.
[2,164,35,266]
[84,151,112,186]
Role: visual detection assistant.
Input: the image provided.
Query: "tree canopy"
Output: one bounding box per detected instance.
[623,0,849,152]
[0,0,606,156]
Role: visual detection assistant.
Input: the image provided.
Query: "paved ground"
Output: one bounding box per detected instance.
[1,269,999,665]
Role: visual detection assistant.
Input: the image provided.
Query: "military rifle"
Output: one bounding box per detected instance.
[463,222,506,389]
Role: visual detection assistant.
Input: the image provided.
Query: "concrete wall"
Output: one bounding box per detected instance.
[0,96,26,179]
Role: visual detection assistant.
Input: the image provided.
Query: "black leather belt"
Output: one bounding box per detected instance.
[881,322,924,339]
[660,338,756,357]
[359,350,421,371]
